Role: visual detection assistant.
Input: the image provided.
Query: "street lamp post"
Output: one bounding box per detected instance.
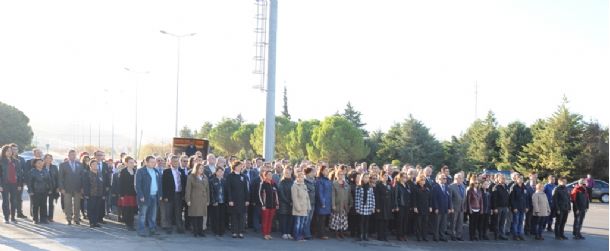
[160,30,196,137]
[124,67,149,161]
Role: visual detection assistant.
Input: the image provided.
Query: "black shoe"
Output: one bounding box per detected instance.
[555,236,563,240]
[561,236,568,240]
[433,238,438,242]
[451,237,456,241]
[416,237,421,242]
[422,238,428,242]
[239,234,244,239]
[200,233,206,237]
[75,221,80,225]
[546,227,553,232]
[499,236,508,240]
[363,235,369,241]
[17,213,27,219]
[440,238,448,242]
[456,238,464,241]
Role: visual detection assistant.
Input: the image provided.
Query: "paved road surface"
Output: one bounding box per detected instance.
[1,194,608,251]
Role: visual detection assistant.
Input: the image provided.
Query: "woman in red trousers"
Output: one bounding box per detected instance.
[259,170,279,240]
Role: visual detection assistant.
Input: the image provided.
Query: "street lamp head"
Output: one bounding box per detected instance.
[160,30,168,34]
[124,67,131,71]
[189,33,197,36]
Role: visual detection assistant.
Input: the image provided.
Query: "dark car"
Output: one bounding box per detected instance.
[567,179,609,203]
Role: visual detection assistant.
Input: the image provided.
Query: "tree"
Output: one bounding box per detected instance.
[498,121,532,166]
[363,130,384,164]
[179,125,194,138]
[196,122,213,139]
[286,119,319,161]
[232,123,257,159]
[442,136,473,173]
[518,97,585,177]
[463,111,500,169]
[341,102,367,136]
[574,121,609,180]
[376,115,444,167]
[250,116,295,159]
[208,117,242,156]
[282,86,290,119]
[0,101,34,147]
[306,116,368,164]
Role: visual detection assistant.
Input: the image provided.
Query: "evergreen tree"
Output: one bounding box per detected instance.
[498,121,532,166]
[281,86,290,119]
[463,111,500,169]
[179,125,193,138]
[518,97,585,177]
[341,101,367,136]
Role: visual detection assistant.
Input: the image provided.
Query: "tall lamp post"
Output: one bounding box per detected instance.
[160,30,196,137]
[124,67,149,161]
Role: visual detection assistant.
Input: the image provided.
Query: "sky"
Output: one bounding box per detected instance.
[0,0,608,152]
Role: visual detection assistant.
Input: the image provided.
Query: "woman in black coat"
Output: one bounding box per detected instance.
[226,161,249,238]
[43,154,59,222]
[277,167,294,239]
[394,172,412,241]
[375,171,394,241]
[118,156,137,231]
[414,174,432,241]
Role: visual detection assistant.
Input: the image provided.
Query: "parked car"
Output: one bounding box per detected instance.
[567,179,609,203]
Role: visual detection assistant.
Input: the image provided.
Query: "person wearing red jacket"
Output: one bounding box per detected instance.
[571,179,589,240]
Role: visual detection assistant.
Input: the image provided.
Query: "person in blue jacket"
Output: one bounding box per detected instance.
[543,175,556,232]
[135,156,163,237]
[315,165,332,240]
[509,175,529,240]
[431,173,453,242]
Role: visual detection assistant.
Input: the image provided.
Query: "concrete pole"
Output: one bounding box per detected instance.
[263,0,278,161]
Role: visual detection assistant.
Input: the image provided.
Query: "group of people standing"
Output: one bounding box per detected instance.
[0,144,593,244]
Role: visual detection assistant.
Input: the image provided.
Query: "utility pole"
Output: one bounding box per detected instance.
[262,0,278,162]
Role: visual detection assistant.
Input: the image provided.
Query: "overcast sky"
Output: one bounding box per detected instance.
[0,0,608,151]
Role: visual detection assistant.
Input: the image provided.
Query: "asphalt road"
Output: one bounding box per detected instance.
[1,194,608,251]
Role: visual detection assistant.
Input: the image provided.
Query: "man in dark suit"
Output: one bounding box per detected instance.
[93,150,111,223]
[161,155,187,234]
[431,173,453,241]
[58,149,84,225]
[448,173,466,241]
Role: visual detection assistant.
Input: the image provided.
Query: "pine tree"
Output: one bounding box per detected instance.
[341,101,367,136]
[282,86,290,119]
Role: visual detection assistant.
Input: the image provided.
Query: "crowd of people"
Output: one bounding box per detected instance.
[0,142,593,243]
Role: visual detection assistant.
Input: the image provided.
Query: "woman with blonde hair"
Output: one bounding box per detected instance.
[185,164,210,237]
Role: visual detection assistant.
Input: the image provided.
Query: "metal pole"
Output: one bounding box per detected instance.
[263,0,278,161]
[175,38,181,137]
[135,80,138,161]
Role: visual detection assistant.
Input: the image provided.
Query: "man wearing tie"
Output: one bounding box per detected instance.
[93,151,111,223]
[448,173,466,241]
[431,173,453,241]
[58,150,84,225]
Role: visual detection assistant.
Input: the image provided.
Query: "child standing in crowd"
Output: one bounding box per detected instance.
[259,170,279,240]
[331,165,352,239]
[355,173,375,241]
[532,183,550,240]
[292,171,311,241]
